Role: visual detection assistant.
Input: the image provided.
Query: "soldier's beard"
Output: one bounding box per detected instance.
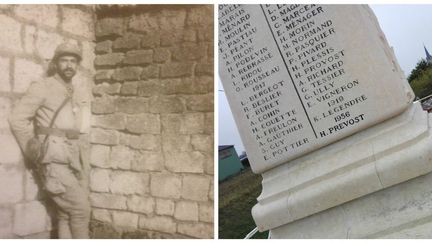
[58,68,76,82]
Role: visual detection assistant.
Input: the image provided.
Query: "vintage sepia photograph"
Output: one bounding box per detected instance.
[218,4,432,239]
[0,4,214,239]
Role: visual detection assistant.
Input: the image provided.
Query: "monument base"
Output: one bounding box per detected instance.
[271,170,432,238]
[252,102,432,238]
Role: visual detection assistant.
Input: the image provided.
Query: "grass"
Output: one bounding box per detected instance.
[218,167,269,239]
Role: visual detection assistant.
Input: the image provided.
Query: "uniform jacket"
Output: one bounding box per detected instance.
[9,73,92,173]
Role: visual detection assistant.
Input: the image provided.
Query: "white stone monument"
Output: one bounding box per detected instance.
[219,4,432,238]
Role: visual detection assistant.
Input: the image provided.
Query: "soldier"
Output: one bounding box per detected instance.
[9,42,92,239]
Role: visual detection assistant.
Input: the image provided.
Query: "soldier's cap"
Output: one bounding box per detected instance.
[53,42,82,62]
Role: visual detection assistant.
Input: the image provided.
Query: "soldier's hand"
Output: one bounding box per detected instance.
[25,137,42,161]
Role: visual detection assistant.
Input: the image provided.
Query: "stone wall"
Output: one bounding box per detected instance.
[0,5,95,238]
[89,5,214,239]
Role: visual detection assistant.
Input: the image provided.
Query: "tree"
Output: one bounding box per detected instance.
[407,59,432,83]
[408,59,432,99]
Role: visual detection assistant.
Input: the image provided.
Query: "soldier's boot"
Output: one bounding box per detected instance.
[57,211,72,239]
[69,197,91,238]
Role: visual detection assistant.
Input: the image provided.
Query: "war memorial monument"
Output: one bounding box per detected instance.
[219,4,432,238]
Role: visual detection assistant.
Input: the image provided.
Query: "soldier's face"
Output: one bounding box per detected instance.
[57,55,78,81]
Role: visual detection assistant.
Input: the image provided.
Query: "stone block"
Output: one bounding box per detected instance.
[123,50,153,65]
[128,13,159,32]
[23,231,51,239]
[162,134,191,152]
[0,208,13,237]
[62,7,94,39]
[35,29,64,59]
[195,63,213,76]
[161,114,182,134]
[185,94,213,112]
[191,134,213,152]
[183,29,197,42]
[131,151,163,172]
[195,76,214,94]
[90,128,119,145]
[150,173,181,199]
[141,32,160,48]
[90,192,127,210]
[141,65,159,80]
[90,168,111,193]
[181,113,205,134]
[208,43,214,60]
[208,181,213,201]
[13,201,48,236]
[174,201,198,221]
[159,9,186,30]
[22,24,35,54]
[120,82,138,96]
[14,59,43,93]
[127,195,155,214]
[197,28,213,42]
[0,15,22,53]
[92,208,112,223]
[93,83,121,96]
[160,78,194,95]
[112,211,139,229]
[156,199,175,216]
[0,134,22,164]
[204,154,214,175]
[160,63,193,78]
[139,215,176,234]
[24,171,39,201]
[115,97,149,114]
[0,165,23,204]
[182,175,210,201]
[94,70,114,83]
[149,96,185,113]
[90,144,111,168]
[95,40,112,54]
[113,33,142,51]
[199,203,213,223]
[126,114,161,134]
[81,41,95,72]
[110,171,149,195]
[94,53,124,68]
[112,66,143,81]
[110,145,135,170]
[0,97,11,130]
[15,5,58,27]
[160,31,181,47]
[186,6,213,27]
[120,134,160,151]
[153,48,170,63]
[137,81,160,97]
[96,17,124,38]
[92,114,126,130]
[165,151,204,173]
[171,43,207,61]
[92,98,116,114]
[0,56,10,92]
[205,112,213,135]
[177,222,213,239]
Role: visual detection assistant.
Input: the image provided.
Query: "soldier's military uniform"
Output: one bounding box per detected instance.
[9,43,92,239]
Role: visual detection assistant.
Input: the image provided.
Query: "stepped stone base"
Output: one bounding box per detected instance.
[252,102,432,238]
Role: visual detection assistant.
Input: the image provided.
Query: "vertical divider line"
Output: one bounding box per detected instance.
[259,4,318,138]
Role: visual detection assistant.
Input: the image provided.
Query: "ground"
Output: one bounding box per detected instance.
[218,167,268,239]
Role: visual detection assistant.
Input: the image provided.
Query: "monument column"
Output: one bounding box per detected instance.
[219,4,432,238]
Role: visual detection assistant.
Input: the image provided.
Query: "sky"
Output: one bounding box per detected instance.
[218,4,432,154]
